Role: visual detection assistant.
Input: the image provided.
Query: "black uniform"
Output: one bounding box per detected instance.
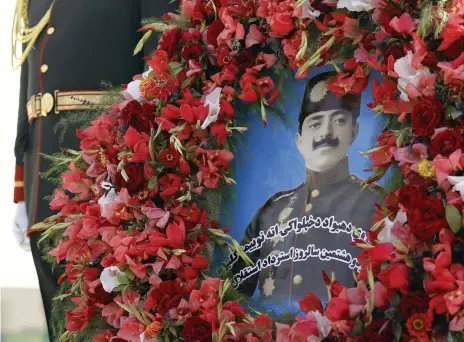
[13,1,179,340]
[231,158,381,306]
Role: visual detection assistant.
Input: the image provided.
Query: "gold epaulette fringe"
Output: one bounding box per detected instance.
[11,0,53,70]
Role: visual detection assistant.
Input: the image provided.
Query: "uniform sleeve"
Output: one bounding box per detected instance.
[141,0,181,57]
[13,54,29,203]
[230,208,263,297]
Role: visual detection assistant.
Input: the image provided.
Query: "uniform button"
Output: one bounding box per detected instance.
[305,203,312,212]
[41,64,49,73]
[293,274,303,285]
[351,175,356,180]
[47,27,55,35]
[311,189,320,198]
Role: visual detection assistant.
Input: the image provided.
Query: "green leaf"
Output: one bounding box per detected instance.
[117,276,129,285]
[396,131,405,148]
[169,62,184,77]
[134,31,153,56]
[124,270,135,281]
[148,176,158,190]
[181,76,194,89]
[169,327,178,336]
[446,105,464,120]
[446,204,462,233]
[392,320,402,341]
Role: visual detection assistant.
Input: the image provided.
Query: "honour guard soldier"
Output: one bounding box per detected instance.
[231,71,382,307]
[11,1,179,340]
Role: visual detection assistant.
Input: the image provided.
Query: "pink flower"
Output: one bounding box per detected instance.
[276,322,291,342]
[117,317,145,342]
[389,13,414,34]
[393,143,428,173]
[406,73,437,98]
[217,10,245,47]
[245,24,265,48]
[433,149,464,186]
[438,52,464,86]
[450,310,464,331]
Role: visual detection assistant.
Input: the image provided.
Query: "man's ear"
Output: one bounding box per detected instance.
[351,122,359,143]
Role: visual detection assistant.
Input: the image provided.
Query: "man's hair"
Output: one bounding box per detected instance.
[298,71,361,133]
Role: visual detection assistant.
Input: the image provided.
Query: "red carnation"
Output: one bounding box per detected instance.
[181,317,212,342]
[410,96,444,136]
[407,197,447,241]
[399,291,429,319]
[160,146,180,168]
[206,19,224,46]
[430,128,464,157]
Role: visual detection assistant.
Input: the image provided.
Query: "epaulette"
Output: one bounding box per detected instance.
[269,182,305,204]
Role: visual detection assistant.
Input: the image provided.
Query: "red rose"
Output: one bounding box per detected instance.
[206,19,224,46]
[160,146,180,168]
[181,317,212,342]
[407,197,447,241]
[410,96,444,136]
[121,101,156,134]
[235,50,255,69]
[399,291,429,319]
[299,292,323,313]
[430,128,464,157]
[159,27,184,57]
[182,43,203,62]
[114,164,145,193]
[377,263,410,291]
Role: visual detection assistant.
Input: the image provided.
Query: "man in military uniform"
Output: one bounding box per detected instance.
[230,71,382,307]
[11,1,179,340]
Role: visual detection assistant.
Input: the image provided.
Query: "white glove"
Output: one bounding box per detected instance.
[12,201,31,251]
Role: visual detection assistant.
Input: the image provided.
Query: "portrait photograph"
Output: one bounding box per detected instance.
[223,66,386,312]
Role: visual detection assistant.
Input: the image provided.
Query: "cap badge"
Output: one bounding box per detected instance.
[309,80,328,103]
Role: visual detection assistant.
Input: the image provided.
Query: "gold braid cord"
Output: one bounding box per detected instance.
[12,0,53,70]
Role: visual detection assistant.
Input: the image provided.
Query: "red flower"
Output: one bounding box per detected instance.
[140,71,176,102]
[430,128,464,157]
[377,263,410,291]
[209,122,231,145]
[160,146,180,168]
[158,173,182,199]
[206,19,224,46]
[360,318,394,342]
[144,280,184,315]
[299,292,323,313]
[269,11,294,37]
[114,164,145,193]
[407,197,447,241]
[406,312,432,338]
[399,291,430,319]
[159,27,184,57]
[182,43,203,62]
[181,317,212,342]
[410,96,444,136]
[325,297,350,321]
[397,185,424,210]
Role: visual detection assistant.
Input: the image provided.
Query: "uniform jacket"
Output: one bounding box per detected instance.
[14,0,179,227]
[231,158,382,305]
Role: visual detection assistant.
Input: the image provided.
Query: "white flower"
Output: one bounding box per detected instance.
[448,176,464,200]
[140,332,159,342]
[98,187,120,218]
[201,87,222,129]
[300,0,321,19]
[312,311,332,338]
[337,0,374,12]
[100,266,124,293]
[394,51,430,101]
[126,69,152,102]
[378,209,407,243]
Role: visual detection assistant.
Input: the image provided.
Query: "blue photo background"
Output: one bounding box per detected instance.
[222,66,384,241]
[219,66,385,311]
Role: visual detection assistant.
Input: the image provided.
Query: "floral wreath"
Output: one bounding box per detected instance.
[33,0,464,341]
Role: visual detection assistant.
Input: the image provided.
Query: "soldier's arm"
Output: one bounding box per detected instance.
[13,52,29,203]
[231,208,263,297]
[141,0,181,57]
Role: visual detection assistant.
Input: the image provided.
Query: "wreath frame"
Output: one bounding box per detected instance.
[33,0,464,341]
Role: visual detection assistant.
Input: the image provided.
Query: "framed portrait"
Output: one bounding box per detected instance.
[222,66,386,312]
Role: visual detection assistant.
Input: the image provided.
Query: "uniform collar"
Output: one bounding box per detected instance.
[305,157,350,188]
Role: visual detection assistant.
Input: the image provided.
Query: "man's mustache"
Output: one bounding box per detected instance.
[313,137,339,150]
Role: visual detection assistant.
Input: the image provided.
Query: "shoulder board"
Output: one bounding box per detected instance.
[269,182,305,204]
